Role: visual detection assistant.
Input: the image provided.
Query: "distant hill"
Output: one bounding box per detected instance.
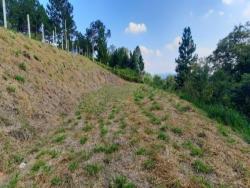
[0,28,249,188]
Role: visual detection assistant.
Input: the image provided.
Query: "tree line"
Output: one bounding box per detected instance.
[145,22,250,142]
[0,0,144,74]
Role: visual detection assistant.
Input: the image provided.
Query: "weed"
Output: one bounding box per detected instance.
[52,133,66,143]
[192,160,213,174]
[80,136,88,145]
[217,124,230,137]
[150,101,162,111]
[51,176,62,186]
[143,110,161,125]
[82,123,93,132]
[171,127,183,136]
[31,160,46,172]
[68,161,79,172]
[110,176,136,188]
[14,75,25,83]
[157,131,169,141]
[133,89,145,103]
[93,143,119,154]
[7,86,16,93]
[143,159,156,170]
[136,148,147,156]
[6,173,19,188]
[100,124,108,137]
[84,164,102,176]
[19,63,27,71]
[183,140,204,157]
[191,176,213,188]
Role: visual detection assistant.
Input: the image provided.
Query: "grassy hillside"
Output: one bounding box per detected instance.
[0,29,249,188]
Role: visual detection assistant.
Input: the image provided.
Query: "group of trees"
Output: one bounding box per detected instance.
[149,22,250,121]
[0,0,144,73]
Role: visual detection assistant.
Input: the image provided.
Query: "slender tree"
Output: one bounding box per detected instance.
[175,27,197,88]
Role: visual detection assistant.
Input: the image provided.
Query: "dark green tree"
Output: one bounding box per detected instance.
[47,0,76,47]
[85,20,111,64]
[131,46,144,73]
[175,27,197,88]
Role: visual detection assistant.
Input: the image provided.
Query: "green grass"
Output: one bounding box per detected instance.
[14,75,25,83]
[150,101,162,111]
[52,133,66,143]
[135,147,147,156]
[192,160,213,174]
[82,123,93,132]
[80,136,88,145]
[180,94,250,143]
[171,127,183,136]
[31,160,46,172]
[142,109,161,125]
[84,164,102,176]
[5,173,19,188]
[182,140,204,157]
[143,159,156,170]
[68,161,79,172]
[6,85,16,93]
[18,62,27,71]
[157,131,169,141]
[51,176,62,186]
[93,143,119,154]
[110,176,136,188]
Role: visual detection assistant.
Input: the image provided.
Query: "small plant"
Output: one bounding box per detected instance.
[51,176,62,186]
[52,133,66,143]
[82,124,93,132]
[135,148,147,155]
[171,127,183,136]
[183,140,204,157]
[192,160,213,174]
[31,160,46,172]
[217,124,230,137]
[68,161,79,172]
[80,136,88,145]
[110,175,136,188]
[150,101,162,111]
[14,75,25,83]
[143,110,161,125]
[100,124,108,137]
[157,131,169,141]
[6,173,19,188]
[84,164,102,176]
[19,63,27,71]
[93,143,119,154]
[143,159,156,170]
[7,85,16,93]
[175,103,191,112]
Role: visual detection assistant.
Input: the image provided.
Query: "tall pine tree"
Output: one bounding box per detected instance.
[175,27,197,88]
[47,0,76,47]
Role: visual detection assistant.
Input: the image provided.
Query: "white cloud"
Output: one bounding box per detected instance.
[219,11,225,16]
[243,3,250,18]
[125,22,147,34]
[140,45,161,57]
[165,36,181,51]
[222,0,245,5]
[222,0,234,5]
[204,9,214,18]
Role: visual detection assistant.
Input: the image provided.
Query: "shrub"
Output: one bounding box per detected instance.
[19,63,27,71]
[157,131,169,141]
[192,160,213,174]
[110,176,136,188]
[84,164,102,176]
[14,75,25,83]
[6,86,16,93]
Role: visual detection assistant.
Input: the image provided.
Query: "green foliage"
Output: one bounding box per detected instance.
[68,161,78,172]
[176,27,197,88]
[14,75,25,83]
[6,86,16,93]
[110,176,136,188]
[93,143,119,154]
[84,164,102,176]
[171,127,183,136]
[51,176,62,186]
[192,160,213,174]
[52,133,66,143]
[143,159,156,170]
[135,148,147,156]
[80,136,88,145]
[19,63,27,71]
[157,131,169,141]
[182,140,204,157]
[31,160,46,172]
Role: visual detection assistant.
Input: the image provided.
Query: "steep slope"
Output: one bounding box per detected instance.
[0,29,249,188]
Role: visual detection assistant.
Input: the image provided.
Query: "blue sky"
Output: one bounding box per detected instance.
[40,0,250,74]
